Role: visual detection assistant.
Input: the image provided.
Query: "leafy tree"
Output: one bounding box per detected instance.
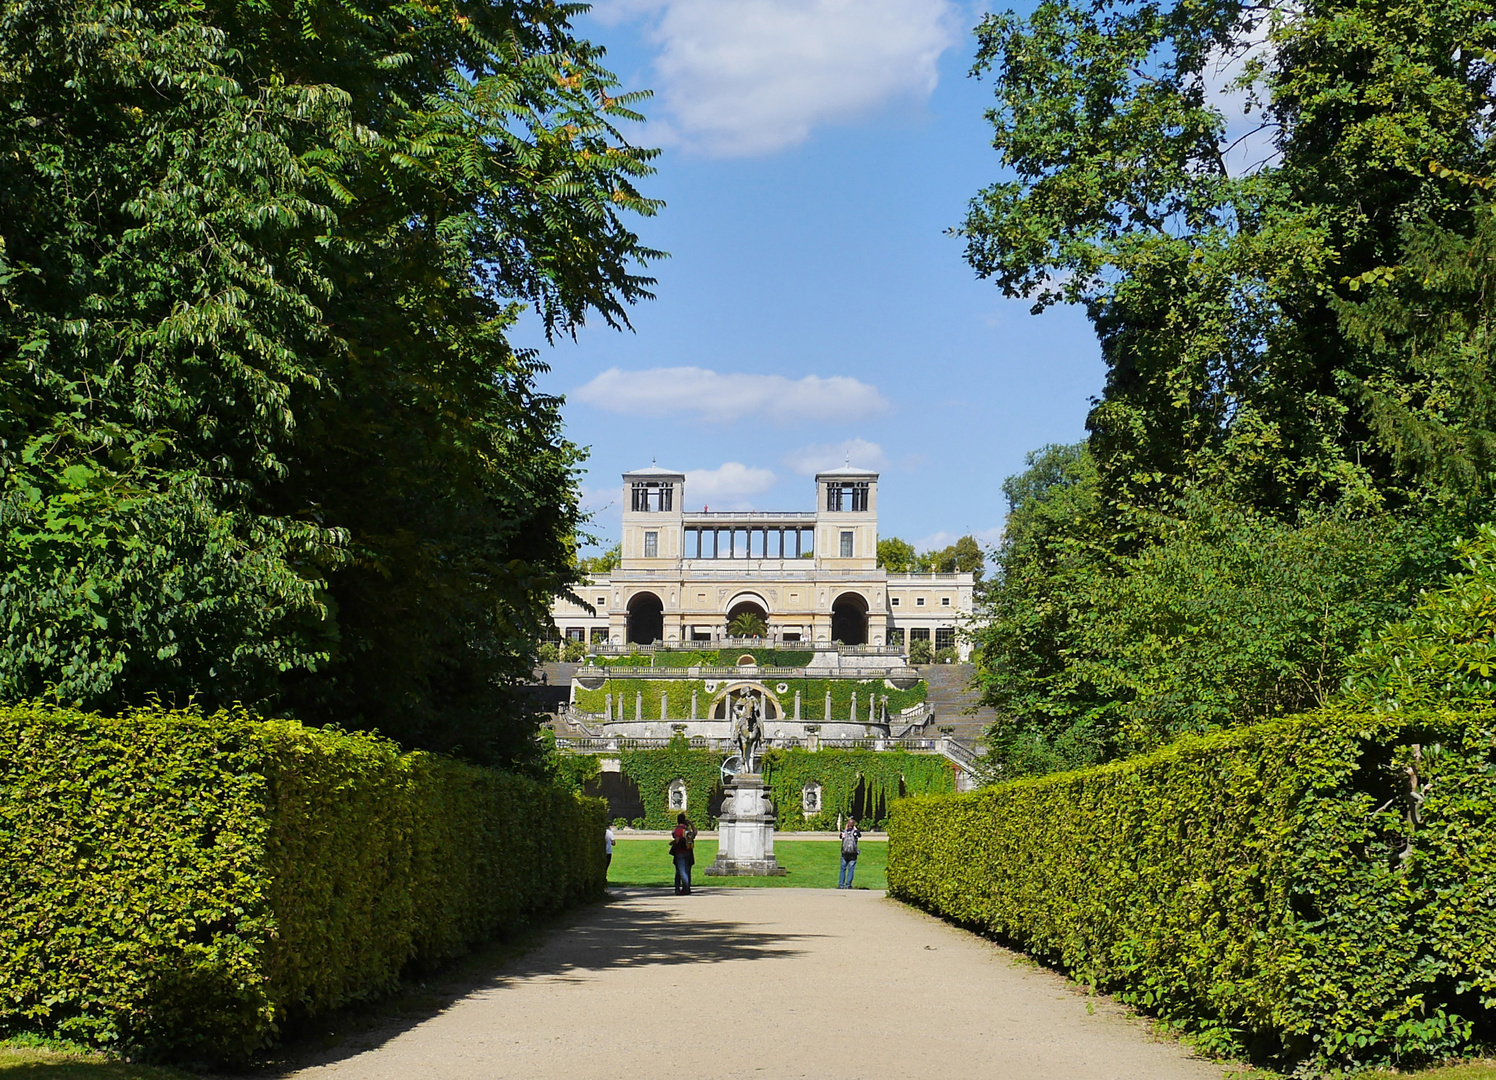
[727,611,767,638]
[963,0,1496,518]
[877,537,917,572]
[974,448,1456,774]
[961,0,1496,774]
[916,535,986,577]
[971,444,1112,774]
[0,0,659,766]
[1343,524,1496,712]
[579,544,622,575]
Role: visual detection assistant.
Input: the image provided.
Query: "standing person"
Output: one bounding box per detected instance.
[604,823,616,878]
[838,816,861,889]
[670,813,696,895]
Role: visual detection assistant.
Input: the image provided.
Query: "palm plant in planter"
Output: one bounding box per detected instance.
[728,611,767,638]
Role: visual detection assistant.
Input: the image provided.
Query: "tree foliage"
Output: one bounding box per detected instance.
[877,537,916,572]
[0,0,660,765]
[974,447,1458,775]
[915,534,985,577]
[880,535,985,576]
[965,0,1496,517]
[577,543,622,575]
[963,0,1496,774]
[727,610,767,638]
[1336,170,1496,502]
[1343,524,1496,712]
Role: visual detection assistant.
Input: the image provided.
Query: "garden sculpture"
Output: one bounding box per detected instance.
[730,688,764,773]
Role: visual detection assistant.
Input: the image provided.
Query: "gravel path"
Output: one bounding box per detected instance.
[289,888,1228,1080]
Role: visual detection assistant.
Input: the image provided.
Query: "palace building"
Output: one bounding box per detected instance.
[549,464,973,659]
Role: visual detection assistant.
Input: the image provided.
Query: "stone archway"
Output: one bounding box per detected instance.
[831,592,869,646]
[725,596,769,637]
[626,592,664,645]
[707,682,783,720]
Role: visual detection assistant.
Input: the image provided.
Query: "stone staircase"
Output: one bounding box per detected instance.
[918,663,995,747]
[520,662,579,717]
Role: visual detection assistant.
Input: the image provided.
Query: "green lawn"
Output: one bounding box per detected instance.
[0,1045,187,1077]
[608,838,886,890]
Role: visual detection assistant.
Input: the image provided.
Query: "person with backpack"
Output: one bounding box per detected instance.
[669,813,696,895]
[838,817,861,889]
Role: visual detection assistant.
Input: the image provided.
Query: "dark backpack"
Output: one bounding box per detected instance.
[842,829,859,857]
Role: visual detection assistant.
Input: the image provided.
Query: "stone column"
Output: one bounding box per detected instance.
[824,690,832,721]
[661,691,668,721]
[691,690,698,720]
[794,690,801,721]
[635,691,642,721]
[604,693,612,720]
[850,691,857,723]
[869,695,875,724]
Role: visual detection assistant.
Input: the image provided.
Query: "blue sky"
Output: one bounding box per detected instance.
[517,0,1107,554]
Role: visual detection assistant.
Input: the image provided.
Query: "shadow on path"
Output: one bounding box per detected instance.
[264,888,815,1076]
[495,888,816,982]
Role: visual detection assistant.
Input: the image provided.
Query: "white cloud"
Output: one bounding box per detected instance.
[598,0,962,156]
[571,367,888,424]
[782,438,888,476]
[684,462,778,508]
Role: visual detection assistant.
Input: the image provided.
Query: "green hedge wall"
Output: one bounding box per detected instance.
[0,703,606,1063]
[574,677,926,719]
[887,708,1496,1071]
[763,749,955,830]
[619,735,723,828]
[603,745,956,830]
[578,679,699,719]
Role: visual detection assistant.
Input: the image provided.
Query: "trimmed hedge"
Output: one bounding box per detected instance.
[0,703,606,1063]
[887,708,1496,1070]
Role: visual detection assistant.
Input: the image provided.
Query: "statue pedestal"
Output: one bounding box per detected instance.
[704,773,786,876]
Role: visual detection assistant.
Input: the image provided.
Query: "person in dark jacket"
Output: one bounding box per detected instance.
[670,813,696,895]
[838,817,861,888]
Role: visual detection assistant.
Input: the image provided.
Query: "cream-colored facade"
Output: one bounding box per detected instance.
[550,465,973,658]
